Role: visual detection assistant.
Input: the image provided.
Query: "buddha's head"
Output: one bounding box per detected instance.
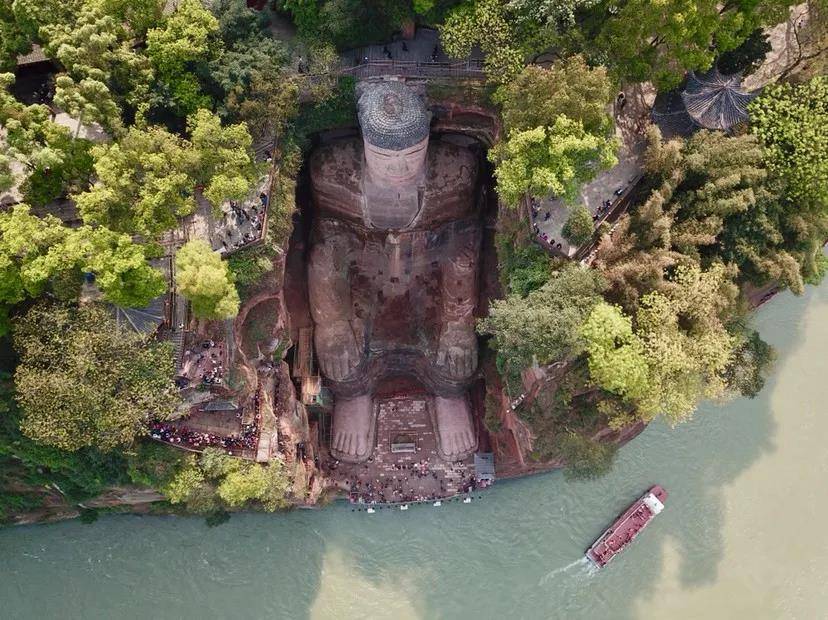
[358,82,430,186]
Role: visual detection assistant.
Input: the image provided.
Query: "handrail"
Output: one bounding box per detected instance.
[300,58,485,82]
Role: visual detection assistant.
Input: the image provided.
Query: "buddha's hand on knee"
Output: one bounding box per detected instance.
[316,321,363,381]
[436,320,478,380]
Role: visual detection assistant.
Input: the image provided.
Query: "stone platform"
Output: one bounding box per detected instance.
[328,396,476,504]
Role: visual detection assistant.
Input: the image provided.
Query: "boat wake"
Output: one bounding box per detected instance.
[539,557,594,585]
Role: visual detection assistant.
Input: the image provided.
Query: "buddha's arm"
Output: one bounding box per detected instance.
[308,224,365,381]
[436,227,480,380]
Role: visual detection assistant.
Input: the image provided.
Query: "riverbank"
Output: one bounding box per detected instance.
[2,279,826,618]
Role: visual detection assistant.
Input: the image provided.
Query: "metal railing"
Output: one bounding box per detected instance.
[300,58,485,85]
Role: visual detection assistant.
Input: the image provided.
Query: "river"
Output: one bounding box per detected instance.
[2,280,827,620]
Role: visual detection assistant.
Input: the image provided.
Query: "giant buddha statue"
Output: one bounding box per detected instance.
[307,80,481,463]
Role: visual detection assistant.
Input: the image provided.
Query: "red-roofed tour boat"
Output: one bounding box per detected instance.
[586,485,668,568]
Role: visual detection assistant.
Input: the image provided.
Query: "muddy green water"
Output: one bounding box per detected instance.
[3,281,828,620]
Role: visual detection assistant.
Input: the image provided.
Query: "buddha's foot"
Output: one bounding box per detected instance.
[330,395,374,463]
[434,395,477,460]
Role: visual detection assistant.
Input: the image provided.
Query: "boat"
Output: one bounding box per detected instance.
[585,485,668,568]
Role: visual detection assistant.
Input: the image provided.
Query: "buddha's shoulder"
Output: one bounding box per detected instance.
[310,138,363,179]
[426,140,477,188]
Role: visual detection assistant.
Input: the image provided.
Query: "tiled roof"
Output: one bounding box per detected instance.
[680,68,757,131]
[16,44,48,66]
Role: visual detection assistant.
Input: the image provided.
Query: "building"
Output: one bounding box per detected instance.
[652,67,759,139]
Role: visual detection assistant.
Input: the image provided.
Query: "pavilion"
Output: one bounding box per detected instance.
[652,67,759,138]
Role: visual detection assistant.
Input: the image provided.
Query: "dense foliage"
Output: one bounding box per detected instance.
[164,447,292,513]
[175,239,241,319]
[13,302,179,451]
[490,57,617,208]
[0,0,824,506]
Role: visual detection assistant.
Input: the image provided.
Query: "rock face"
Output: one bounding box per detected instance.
[307,81,483,463]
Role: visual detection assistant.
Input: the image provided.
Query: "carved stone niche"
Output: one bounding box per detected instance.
[307,80,482,462]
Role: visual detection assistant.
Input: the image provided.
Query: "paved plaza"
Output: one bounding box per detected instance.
[328,396,478,505]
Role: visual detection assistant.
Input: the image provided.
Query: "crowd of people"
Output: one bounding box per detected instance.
[149,419,259,453]
[334,459,484,506]
[529,182,634,251]
[530,198,565,250]
[217,192,268,253]
[151,384,264,455]
[180,339,225,386]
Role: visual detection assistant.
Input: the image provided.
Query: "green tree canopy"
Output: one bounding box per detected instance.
[595,0,795,89]
[175,239,240,319]
[90,0,164,37]
[495,56,615,136]
[562,203,595,246]
[187,108,258,208]
[490,117,618,207]
[165,447,292,513]
[749,76,828,211]
[1,73,92,202]
[41,2,154,111]
[12,302,179,451]
[146,0,219,115]
[0,205,166,324]
[479,263,606,366]
[599,126,823,302]
[53,74,123,135]
[507,0,601,30]
[582,264,739,424]
[73,123,197,237]
[440,0,526,83]
[74,110,255,238]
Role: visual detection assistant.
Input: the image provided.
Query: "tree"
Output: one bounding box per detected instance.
[494,56,614,136]
[164,448,291,513]
[562,204,594,245]
[74,123,197,238]
[175,239,240,319]
[74,110,256,238]
[595,0,796,89]
[582,264,739,424]
[479,263,606,367]
[91,0,164,37]
[217,459,291,511]
[440,0,526,84]
[490,117,617,207]
[749,76,828,211]
[580,302,650,401]
[0,153,12,192]
[0,3,31,71]
[1,73,90,201]
[12,302,179,451]
[19,137,93,207]
[0,205,166,323]
[498,242,553,297]
[597,126,822,304]
[53,74,123,136]
[146,0,219,115]
[187,109,257,208]
[507,0,601,30]
[716,28,772,75]
[66,226,168,307]
[41,3,154,109]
